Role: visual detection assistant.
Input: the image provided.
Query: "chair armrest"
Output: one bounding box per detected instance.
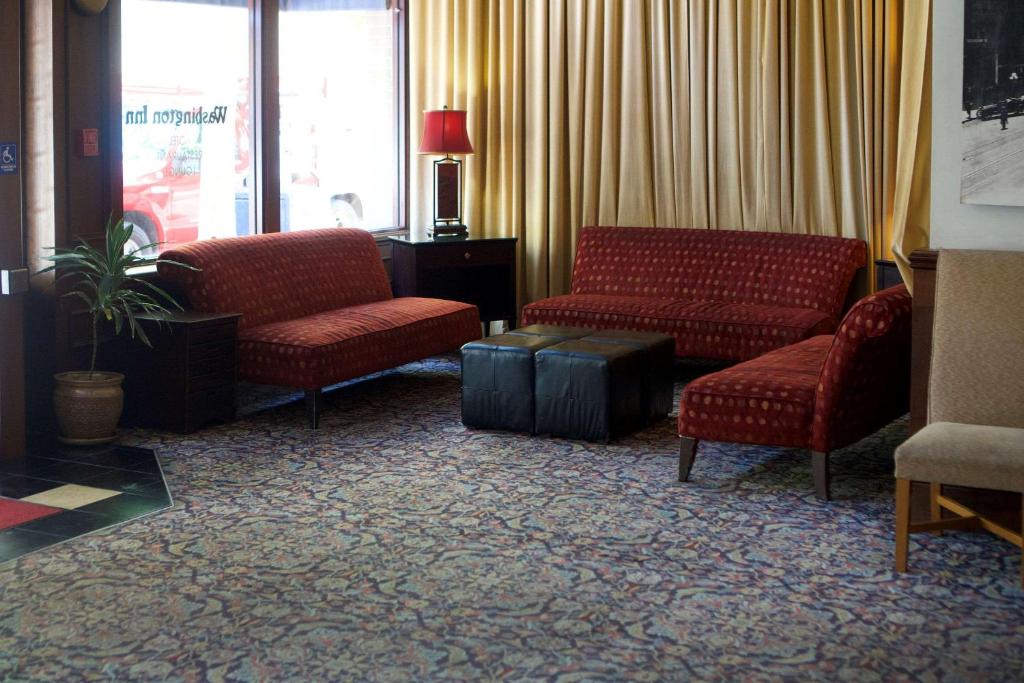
[812,285,913,452]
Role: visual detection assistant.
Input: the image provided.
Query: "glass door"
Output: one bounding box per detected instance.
[121,0,254,254]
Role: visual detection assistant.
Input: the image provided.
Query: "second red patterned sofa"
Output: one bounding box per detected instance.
[521,226,867,362]
[159,228,480,428]
[677,284,913,500]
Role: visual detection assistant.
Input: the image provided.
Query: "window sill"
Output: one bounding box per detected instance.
[369,226,409,242]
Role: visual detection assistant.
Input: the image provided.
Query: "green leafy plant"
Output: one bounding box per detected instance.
[38,215,197,377]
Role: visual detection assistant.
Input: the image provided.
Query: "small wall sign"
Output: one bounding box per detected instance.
[0,142,16,176]
[76,129,100,158]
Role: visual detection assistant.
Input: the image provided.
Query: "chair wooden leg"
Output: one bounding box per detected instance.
[895,478,912,573]
[811,451,831,501]
[929,482,943,536]
[678,437,698,482]
[305,388,322,429]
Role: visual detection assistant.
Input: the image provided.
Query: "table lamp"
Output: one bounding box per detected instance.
[419,106,473,239]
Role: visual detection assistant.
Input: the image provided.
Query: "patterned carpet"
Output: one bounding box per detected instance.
[1,356,1022,681]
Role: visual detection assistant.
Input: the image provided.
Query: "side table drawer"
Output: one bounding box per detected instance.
[415,243,512,268]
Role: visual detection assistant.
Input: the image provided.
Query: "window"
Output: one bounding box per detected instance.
[121,0,404,253]
[279,1,398,231]
[121,0,253,254]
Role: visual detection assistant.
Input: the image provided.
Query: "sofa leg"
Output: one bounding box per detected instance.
[812,451,831,501]
[305,389,322,429]
[679,437,698,482]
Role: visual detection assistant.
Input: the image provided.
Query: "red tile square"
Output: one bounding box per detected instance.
[0,497,63,530]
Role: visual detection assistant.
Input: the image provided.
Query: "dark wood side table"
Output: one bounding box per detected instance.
[119,311,241,433]
[874,259,904,290]
[390,236,518,332]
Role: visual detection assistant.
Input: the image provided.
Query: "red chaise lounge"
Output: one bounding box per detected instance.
[159,228,481,428]
[522,226,867,362]
[677,284,913,500]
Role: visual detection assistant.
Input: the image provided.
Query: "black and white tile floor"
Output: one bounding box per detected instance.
[0,443,171,563]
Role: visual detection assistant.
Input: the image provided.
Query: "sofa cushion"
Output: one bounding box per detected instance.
[569,226,866,322]
[677,335,833,448]
[521,294,831,361]
[159,228,393,331]
[237,297,480,389]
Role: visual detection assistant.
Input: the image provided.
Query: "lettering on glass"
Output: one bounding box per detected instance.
[124,104,229,127]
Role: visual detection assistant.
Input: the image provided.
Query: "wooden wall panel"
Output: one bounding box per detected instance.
[24,0,122,434]
[0,0,26,457]
[64,2,121,244]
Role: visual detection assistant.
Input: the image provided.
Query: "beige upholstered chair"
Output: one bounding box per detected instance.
[895,249,1024,584]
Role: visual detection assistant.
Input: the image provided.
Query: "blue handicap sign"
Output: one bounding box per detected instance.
[0,142,16,175]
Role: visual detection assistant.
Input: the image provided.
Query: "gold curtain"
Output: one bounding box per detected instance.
[890,0,931,289]
[410,0,932,304]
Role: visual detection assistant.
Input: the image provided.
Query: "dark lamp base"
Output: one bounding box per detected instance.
[430,224,469,240]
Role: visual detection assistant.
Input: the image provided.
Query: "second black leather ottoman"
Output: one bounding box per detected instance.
[461,333,564,433]
[581,330,675,422]
[534,340,647,442]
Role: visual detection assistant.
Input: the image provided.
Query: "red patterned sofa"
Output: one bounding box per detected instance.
[521,226,867,362]
[158,229,480,428]
[677,284,913,500]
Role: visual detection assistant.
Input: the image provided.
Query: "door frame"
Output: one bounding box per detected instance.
[0,0,27,459]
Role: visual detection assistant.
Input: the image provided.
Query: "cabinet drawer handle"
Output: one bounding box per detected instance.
[464,252,471,260]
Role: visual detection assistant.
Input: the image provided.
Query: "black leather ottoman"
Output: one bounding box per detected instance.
[461,333,564,433]
[580,330,675,422]
[534,340,647,442]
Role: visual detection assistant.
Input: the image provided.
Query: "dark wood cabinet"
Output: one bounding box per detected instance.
[119,311,241,433]
[390,236,518,330]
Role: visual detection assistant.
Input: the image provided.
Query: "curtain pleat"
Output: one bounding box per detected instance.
[891,0,932,290]
[410,0,932,304]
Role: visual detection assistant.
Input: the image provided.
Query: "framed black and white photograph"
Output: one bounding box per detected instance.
[961,0,1024,206]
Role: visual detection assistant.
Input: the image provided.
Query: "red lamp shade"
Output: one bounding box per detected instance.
[418,109,474,155]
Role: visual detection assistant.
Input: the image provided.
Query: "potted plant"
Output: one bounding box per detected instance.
[39,215,195,444]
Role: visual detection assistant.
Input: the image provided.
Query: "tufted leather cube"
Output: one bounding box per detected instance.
[534,340,647,442]
[461,333,565,433]
[580,330,675,423]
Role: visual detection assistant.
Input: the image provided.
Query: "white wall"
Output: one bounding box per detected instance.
[931,0,1024,250]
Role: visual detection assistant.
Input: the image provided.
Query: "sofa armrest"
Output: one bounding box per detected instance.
[811,285,913,452]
